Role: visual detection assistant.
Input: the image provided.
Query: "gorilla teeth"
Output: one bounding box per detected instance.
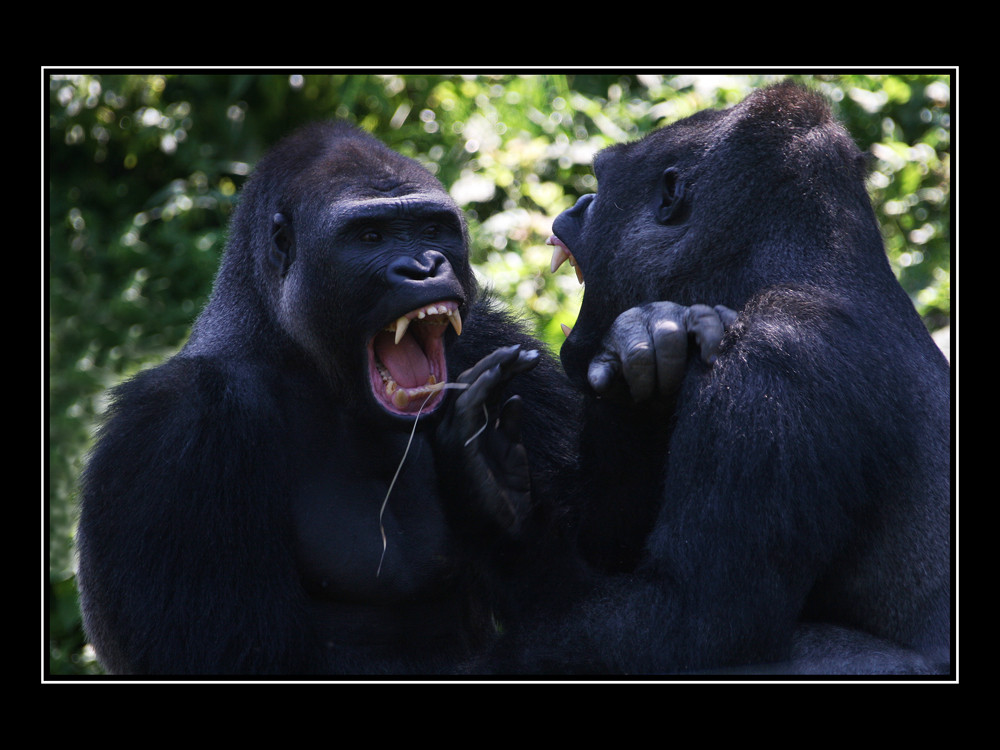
[394,316,411,345]
[387,302,463,342]
[548,239,569,272]
[392,388,410,409]
[546,235,584,284]
[387,375,445,409]
[561,323,573,337]
[372,301,459,413]
[378,360,442,399]
[377,361,394,386]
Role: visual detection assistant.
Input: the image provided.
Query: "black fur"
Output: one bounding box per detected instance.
[505,82,952,675]
[76,122,580,675]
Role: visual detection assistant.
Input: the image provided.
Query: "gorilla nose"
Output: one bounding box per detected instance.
[387,251,448,283]
[568,193,595,215]
[552,193,594,262]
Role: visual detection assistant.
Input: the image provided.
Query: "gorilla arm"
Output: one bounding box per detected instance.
[566,291,869,672]
[434,297,736,542]
[76,357,312,675]
[433,301,739,666]
[434,339,598,624]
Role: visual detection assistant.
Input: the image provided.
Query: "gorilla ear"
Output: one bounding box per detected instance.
[655,167,686,224]
[269,212,296,276]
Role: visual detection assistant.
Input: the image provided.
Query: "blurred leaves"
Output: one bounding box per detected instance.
[46,72,952,675]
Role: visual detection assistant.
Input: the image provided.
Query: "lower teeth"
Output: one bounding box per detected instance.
[389,380,446,409]
[380,366,445,409]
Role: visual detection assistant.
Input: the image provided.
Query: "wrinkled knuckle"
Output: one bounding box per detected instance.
[651,321,684,352]
[619,307,644,324]
[623,341,653,366]
[652,318,683,338]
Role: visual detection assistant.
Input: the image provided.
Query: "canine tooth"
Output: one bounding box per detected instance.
[549,244,569,273]
[392,389,410,409]
[448,309,463,336]
[574,264,584,284]
[561,323,572,337]
[394,315,410,344]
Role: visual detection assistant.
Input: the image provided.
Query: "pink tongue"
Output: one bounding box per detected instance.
[374,331,430,388]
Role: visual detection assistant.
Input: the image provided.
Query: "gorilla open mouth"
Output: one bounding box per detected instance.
[547,235,584,285]
[547,234,584,338]
[368,300,463,416]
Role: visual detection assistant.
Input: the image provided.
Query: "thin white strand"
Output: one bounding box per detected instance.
[377,382,484,577]
[464,404,489,447]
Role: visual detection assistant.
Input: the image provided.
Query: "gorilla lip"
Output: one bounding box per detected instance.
[368,300,462,416]
[547,235,584,284]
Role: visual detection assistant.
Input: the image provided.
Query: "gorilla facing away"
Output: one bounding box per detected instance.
[75,121,717,675]
[526,82,951,675]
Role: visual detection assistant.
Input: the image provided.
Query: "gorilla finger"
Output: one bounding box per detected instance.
[455,364,504,416]
[587,351,623,395]
[457,345,539,388]
[497,395,525,444]
[685,304,725,365]
[715,304,739,330]
[592,306,649,392]
[600,307,646,355]
[649,317,688,395]
[507,348,541,377]
[457,345,520,383]
[621,340,659,402]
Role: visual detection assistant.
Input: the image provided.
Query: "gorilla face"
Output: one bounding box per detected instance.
[547,127,707,387]
[547,89,862,388]
[252,123,475,420]
[279,194,468,418]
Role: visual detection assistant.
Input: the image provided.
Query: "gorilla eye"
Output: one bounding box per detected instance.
[360,230,383,243]
[423,224,441,238]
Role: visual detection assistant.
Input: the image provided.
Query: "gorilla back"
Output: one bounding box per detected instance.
[76,122,577,675]
[549,82,951,674]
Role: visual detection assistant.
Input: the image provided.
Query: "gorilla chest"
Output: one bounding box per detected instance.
[291,431,455,601]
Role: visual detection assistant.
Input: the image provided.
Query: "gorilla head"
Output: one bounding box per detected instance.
[190,121,472,419]
[550,82,880,388]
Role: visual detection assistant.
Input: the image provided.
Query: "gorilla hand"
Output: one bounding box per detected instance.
[437,345,539,535]
[588,302,737,402]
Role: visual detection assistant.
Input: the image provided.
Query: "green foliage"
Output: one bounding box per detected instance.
[46,72,952,676]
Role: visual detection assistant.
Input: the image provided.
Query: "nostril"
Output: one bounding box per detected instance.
[387,251,445,282]
[387,258,424,282]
